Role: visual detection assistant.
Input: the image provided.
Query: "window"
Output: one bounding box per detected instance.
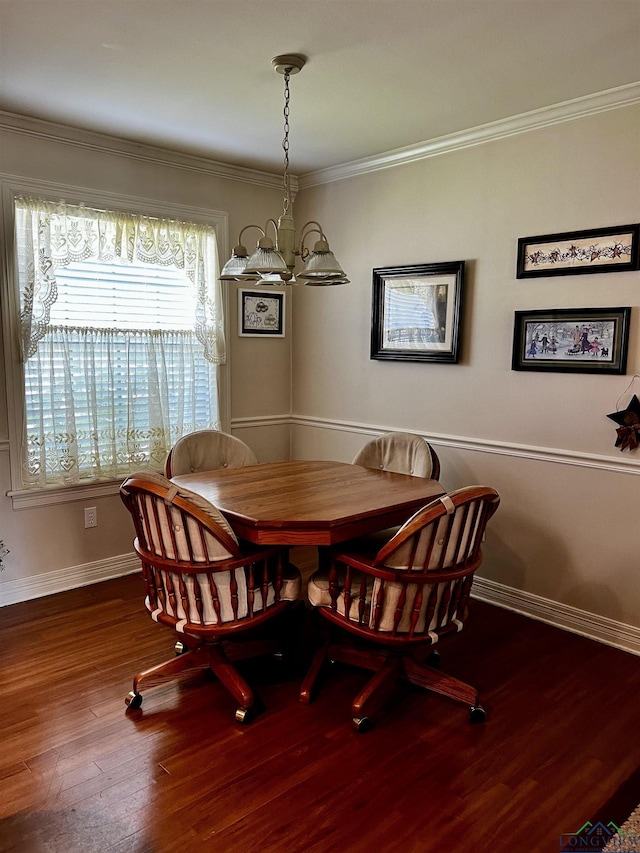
[13,197,226,490]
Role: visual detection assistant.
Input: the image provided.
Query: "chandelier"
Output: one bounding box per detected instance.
[220,54,349,286]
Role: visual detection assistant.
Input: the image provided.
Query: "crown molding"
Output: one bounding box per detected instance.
[0,109,295,192]
[299,82,640,188]
[2,84,637,193]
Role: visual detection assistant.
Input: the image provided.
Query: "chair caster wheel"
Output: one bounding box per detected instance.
[235,707,255,725]
[125,691,143,710]
[353,716,373,733]
[469,704,486,723]
[426,649,441,669]
[174,640,188,656]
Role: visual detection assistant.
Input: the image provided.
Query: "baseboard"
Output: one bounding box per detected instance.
[2,550,638,658]
[472,576,640,657]
[0,553,140,607]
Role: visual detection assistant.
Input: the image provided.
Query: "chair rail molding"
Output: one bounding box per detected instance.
[231,414,295,430]
[289,414,640,476]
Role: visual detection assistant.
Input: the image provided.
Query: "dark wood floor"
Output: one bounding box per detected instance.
[2,546,640,853]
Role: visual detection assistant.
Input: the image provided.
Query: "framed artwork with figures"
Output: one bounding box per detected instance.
[511,307,630,374]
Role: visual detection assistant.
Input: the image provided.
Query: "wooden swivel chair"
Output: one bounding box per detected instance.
[165,429,258,477]
[120,472,301,723]
[300,486,500,731]
[352,431,440,480]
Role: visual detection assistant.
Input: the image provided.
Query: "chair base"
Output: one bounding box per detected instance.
[300,640,482,730]
[126,635,282,722]
[127,601,306,721]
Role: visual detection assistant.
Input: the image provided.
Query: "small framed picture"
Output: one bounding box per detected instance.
[371,261,465,363]
[511,307,631,374]
[238,289,285,337]
[516,225,640,278]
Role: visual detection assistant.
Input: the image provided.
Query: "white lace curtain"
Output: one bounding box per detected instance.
[17,197,225,363]
[15,197,225,488]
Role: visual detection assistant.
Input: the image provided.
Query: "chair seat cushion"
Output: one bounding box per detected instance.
[307,568,463,637]
[307,569,373,624]
[280,562,303,602]
[146,562,302,628]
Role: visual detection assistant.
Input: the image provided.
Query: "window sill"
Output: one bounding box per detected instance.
[7,480,123,510]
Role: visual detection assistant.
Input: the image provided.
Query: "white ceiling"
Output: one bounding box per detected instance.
[1,0,639,176]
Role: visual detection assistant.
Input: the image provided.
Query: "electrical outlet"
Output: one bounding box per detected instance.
[84,506,98,528]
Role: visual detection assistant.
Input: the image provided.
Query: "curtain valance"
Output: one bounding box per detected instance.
[15,197,225,363]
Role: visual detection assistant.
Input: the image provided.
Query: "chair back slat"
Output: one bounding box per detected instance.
[164,571,178,618]
[422,584,440,635]
[323,486,499,642]
[121,473,300,633]
[393,583,410,634]
[206,574,223,622]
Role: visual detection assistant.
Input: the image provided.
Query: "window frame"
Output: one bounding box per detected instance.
[0,178,230,508]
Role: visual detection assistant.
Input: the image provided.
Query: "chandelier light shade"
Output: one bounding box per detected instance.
[219,54,349,287]
[219,243,251,280]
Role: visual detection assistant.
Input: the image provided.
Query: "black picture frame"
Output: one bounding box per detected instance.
[371,261,465,363]
[238,289,285,337]
[516,224,640,279]
[511,307,631,374]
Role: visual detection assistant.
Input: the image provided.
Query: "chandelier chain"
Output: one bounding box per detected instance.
[282,68,291,216]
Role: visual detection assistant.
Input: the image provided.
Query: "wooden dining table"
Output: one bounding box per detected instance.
[171,459,444,546]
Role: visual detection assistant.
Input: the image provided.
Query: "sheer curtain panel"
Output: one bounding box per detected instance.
[15,197,225,489]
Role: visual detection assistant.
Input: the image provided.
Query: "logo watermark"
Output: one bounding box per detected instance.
[560,820,640,851]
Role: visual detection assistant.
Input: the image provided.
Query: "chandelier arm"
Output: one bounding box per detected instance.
[298,222,326,260]
[300,220,326,238]
[237,224,266,247]
[264,219,280,245]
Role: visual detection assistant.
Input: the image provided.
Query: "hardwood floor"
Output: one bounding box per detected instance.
[2,546,640,853]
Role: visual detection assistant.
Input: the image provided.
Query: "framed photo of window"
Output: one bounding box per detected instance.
[371,261,465,363]
[511,307,631,374]
[238,289,285,337]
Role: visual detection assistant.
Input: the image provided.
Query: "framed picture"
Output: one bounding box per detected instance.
[371,261,465,363]
[511,307,631,374]
[238,289,285,337]
[516,224,640,278]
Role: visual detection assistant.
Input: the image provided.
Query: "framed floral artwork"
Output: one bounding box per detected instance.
[516,225,639,278]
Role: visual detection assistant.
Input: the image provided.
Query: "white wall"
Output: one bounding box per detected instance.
[291,106,640,636]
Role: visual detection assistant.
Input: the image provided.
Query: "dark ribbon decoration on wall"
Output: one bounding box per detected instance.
[607,393,640,451]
